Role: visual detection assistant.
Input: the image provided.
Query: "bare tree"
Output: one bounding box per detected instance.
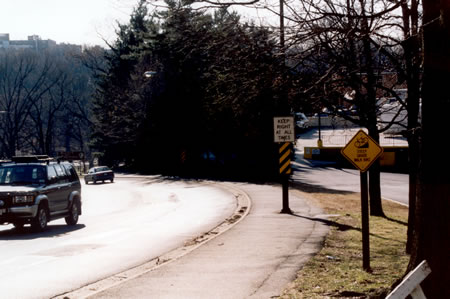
[0,47,95,159]
[190,0,421,216]
[395,0,422,254]
[280,0,412,216]
[28,72,68,155]
[0,50,58,157]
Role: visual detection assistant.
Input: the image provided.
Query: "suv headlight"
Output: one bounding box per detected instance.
[13,195,35,204]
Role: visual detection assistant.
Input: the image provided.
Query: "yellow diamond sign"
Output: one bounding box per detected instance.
[341,130,383,172]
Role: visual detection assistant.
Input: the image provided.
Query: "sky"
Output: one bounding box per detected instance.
[0,0,139,47]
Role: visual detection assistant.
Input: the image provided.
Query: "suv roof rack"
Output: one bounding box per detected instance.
[11,155,54,163]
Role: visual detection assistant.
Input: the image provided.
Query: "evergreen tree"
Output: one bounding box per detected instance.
[91,0,284,178]
[91,0,149,166]
[137,2,284,177]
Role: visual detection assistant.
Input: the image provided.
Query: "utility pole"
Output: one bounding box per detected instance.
[280,0,285,52]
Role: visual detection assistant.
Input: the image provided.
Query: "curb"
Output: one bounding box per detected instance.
[53,182,251,299]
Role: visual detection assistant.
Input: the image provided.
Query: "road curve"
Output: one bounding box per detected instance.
[0,177,238,299]
[81,183,329,299]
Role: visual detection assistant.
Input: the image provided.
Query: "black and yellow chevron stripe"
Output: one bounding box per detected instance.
[279,142,292,175]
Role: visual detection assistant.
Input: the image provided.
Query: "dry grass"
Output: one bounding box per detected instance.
[281,185,409,298]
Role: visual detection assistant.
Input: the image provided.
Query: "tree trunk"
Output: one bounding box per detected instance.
[400,0,422,254]
[368,128,384,216]
[406,133,419,253]
[403,28,422,254]
[359,0,384,217]
[407,0,450,296]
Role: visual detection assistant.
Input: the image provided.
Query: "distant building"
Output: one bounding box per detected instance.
[0,33,56,51]
[0,33,10,48]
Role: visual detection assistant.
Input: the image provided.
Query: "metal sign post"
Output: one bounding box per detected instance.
[341,130,383,271]
[274,117,295,214]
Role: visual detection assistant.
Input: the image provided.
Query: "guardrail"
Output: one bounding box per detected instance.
[312,134,407,147]
[308,116,357,128]
[386,260,431,299]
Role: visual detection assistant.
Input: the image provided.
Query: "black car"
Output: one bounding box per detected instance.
[0,155,82,231]
[84,166,114,184]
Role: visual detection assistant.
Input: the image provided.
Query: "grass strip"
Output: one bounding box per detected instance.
[281,187,409,298]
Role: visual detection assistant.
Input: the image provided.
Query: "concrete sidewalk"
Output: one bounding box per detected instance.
[81,183,329,298]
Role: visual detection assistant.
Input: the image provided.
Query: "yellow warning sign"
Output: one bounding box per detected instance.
[341,130,383,172]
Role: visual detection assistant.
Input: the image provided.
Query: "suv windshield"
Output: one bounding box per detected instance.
[0,165,47,185]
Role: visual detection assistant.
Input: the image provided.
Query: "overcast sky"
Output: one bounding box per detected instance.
[0,0,138,47]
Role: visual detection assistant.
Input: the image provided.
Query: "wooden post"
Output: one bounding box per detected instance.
[360,171,370,271]
[281,175,291,214]
[279,142,292,214]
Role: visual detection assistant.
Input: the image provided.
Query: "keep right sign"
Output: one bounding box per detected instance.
[341,130,383,172]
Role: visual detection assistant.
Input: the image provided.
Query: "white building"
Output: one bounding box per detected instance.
[0,33,56,50]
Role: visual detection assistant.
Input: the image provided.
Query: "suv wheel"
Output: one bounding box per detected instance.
[32,204,48,231]
[65,200,79,226]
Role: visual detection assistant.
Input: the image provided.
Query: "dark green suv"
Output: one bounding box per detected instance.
[0,156,82,231]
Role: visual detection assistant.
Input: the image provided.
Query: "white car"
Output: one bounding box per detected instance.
[295,112,310,130]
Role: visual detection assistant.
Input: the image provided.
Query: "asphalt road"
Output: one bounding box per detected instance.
[0,177,236,299]
[292,158,409,205]
[294,128,409,206]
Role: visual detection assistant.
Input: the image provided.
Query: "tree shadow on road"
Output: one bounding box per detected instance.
[289,180,355,195]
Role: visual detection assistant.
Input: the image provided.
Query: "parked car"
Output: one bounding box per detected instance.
[295,112,310,131]
[84,166,114,184]
[0,155,82,231]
